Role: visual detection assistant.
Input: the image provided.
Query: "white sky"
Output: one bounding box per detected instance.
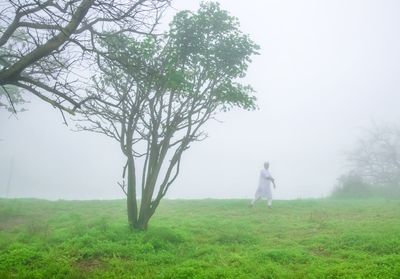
[1,0,400,200]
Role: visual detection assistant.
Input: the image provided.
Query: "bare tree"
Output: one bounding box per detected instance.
[78,2,259,229]
[0,0,169,114]
[348,124,400,187]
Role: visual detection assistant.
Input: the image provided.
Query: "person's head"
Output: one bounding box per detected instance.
[264,162,270,169]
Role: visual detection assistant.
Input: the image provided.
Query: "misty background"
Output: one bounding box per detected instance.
[1,0,400,200]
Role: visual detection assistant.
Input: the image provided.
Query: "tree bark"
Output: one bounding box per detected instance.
[126,154,138,228]
[135,208,151,230]
[136,178,155,230]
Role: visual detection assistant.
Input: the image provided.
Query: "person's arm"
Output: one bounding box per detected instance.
[267,176,276,188]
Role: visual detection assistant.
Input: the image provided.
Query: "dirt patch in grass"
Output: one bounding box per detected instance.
[74,258,104,273]
[311,246,332,257]
[0,216,26,231]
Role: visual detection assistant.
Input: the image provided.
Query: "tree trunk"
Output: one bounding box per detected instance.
[126,155,138,228]
[135,208,151,230]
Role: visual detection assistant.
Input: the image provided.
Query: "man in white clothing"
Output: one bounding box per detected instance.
[251,162,276,208]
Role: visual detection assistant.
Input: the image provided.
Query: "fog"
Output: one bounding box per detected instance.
[1,0,400,200]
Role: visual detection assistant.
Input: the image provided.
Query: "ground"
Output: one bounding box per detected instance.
[0,198,399,278]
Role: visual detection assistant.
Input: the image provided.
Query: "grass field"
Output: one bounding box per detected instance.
[0,198,399,278]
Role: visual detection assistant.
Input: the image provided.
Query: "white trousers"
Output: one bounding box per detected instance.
[251,195,272,207]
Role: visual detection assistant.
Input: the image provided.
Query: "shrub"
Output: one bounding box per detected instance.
[331,174,373,199]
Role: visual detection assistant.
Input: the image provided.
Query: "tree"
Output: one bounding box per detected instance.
[0,0,169,114]
[79,2,259,230]
[348,124,400,187]
[331,124,400,199]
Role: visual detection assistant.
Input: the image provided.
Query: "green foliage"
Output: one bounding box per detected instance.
[168,2,259,111]
[170,2,259,76]
[331,174,372,199]
[331,173,400,199]
[98,1,259,112]
[0,199,399,278]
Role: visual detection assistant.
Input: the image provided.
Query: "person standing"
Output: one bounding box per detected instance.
[251,162,276,208]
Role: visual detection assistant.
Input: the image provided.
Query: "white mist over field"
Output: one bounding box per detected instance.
[1,0,400,200]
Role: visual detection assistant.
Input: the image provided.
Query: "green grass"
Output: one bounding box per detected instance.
[0,198,399,278]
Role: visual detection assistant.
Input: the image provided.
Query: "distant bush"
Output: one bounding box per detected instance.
[331,174,372,199]
[331,173,400,199]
